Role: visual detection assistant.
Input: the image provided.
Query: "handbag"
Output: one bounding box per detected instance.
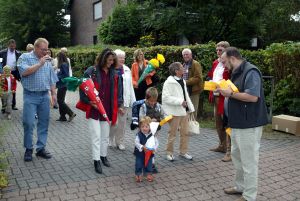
[188,113,200,134]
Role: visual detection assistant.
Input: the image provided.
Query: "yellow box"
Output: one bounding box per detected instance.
[226,80,239,92]
[204,81,217,91]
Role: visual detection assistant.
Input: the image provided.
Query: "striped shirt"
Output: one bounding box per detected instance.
[183,60,191,81]
[17,52,58,92]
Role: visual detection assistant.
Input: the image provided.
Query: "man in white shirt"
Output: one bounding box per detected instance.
[0,39,22,112]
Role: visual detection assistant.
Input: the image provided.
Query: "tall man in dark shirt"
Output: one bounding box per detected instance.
[218,47,268,201]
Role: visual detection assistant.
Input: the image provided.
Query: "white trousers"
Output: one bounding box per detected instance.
[231,126,263,201]
[109,108,128,146]
[88,119,110,160]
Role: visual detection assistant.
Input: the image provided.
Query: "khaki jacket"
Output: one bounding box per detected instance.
[185,59,203,95]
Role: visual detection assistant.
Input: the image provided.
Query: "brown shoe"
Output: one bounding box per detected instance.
[235,196,247,201]
[209,145,226,153]
[224,187,243,195]
[222,152,232,162]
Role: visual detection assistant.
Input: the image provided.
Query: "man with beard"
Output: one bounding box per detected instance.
[218,47,268,201]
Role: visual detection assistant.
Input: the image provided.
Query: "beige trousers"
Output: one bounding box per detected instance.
[231,126,263,201]
[166,115,189,155]
[109,108,128,146]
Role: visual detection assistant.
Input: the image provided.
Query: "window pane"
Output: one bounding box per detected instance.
[94,2,102,20]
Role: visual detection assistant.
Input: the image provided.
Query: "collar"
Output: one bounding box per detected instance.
[174,76,182,80]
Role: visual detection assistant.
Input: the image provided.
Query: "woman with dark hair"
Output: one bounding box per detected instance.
[79,48,121,174]
[56,52,76,121]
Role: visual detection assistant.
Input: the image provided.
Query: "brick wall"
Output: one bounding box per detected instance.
[70,0,127,45]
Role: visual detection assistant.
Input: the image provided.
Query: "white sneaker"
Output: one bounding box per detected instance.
[180,153,193,160]
[108,141,114,148]
[166,154,175,161]
[118,144,125,150]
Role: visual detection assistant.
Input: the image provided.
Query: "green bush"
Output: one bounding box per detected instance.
[58,42,300,116]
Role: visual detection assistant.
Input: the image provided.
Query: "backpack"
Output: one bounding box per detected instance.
[130,99,145,130]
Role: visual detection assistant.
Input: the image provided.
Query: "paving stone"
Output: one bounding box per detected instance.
[1,86,300,201]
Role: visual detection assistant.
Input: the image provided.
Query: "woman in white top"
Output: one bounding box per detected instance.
[162,62,195,161]
[109,49,136,150]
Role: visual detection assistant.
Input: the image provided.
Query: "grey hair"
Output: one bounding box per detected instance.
[61,47,68,53]
[114,49,126,57]
[169,62,182,76]
[182,48,192,55]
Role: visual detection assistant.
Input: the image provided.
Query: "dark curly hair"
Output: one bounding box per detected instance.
[95,48,117,69]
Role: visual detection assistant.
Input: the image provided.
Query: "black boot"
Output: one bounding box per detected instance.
[94,160,102,174]
[100,156,111,167]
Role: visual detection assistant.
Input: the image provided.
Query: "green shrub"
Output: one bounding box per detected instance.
[56,42,300,116]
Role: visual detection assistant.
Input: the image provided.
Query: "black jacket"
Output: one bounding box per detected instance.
[0,48,22,80]
[228,61,268,128]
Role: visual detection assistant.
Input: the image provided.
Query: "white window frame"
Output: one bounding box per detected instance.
[93,1,102,20]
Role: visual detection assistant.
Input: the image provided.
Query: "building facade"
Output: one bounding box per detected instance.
[68,0,127,46]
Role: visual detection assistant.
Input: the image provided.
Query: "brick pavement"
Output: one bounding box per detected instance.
[1,86,300,201]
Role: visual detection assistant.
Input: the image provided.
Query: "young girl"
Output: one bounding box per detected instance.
[134,116,158,182]
[0,65,17,120]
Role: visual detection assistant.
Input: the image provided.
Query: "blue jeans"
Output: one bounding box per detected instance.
[23,89,50,151]
[135,154,153,176]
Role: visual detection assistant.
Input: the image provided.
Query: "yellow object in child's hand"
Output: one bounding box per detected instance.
[159,115,173,126]
[226,127,231,136]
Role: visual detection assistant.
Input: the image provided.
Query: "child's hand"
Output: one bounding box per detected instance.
[143,146,147,152]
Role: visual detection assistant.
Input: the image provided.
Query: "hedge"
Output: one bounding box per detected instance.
[55,42,300,116]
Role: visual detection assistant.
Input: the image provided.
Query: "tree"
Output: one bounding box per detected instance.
[261,0,300,46]
[98,3,144,46]
[98,0,300,47]
[0,0,69,49]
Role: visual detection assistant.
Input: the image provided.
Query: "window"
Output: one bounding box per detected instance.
[93,1,102,20]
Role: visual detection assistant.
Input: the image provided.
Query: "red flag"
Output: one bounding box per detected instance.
[79,79,110,124]
[144,149,153,167]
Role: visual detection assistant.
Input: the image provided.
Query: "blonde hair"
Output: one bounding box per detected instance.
[133,49,144,62]
[34,38,49,47]
[139,116,152,127]
[26,44,34,52]
[145,87,158,100]
[216,41,230,48]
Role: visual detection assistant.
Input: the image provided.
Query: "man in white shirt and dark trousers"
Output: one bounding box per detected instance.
[0,39,22,112]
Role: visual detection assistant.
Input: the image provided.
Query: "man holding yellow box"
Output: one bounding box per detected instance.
[218,47,268,201]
